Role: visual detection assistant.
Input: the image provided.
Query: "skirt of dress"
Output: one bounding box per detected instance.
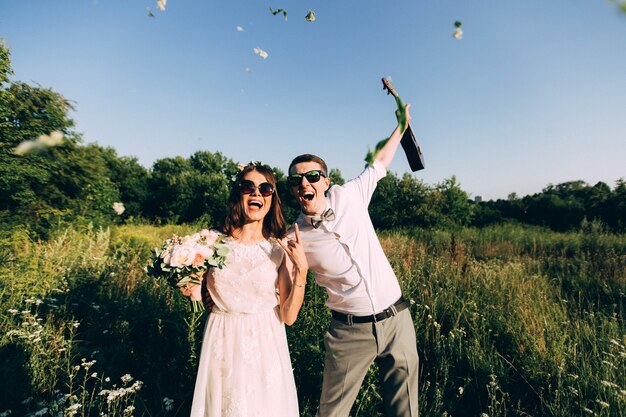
[190,307,299,417]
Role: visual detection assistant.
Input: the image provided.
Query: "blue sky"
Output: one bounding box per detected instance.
[2,0,625,200]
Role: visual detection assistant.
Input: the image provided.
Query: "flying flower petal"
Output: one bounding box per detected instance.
[156,0,167,12]
[305,10,316,22]
[236,25,244,32]
[253,47,269,59]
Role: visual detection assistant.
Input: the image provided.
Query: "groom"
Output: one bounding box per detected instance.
[286,104,419,417]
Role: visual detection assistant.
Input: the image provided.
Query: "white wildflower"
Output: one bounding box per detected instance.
[601,380,618,388]
[91,372,98,378]
[163,397,174,412]
[596,400,609,409]
[123,405,135,415]
[253,47,269,59]
[112,202,125,215]
[65,403,82,417]
[121,374,133,384]
[458,386,464,395]
[8,309,18,314]
[105,377,111,382]
[72,322,80,328]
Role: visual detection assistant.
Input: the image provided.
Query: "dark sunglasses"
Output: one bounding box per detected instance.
[288,170,327,187]
[239,180,275,197]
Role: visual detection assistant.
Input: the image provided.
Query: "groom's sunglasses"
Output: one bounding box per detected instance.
[239,180,275,197]
[288,170,327,187]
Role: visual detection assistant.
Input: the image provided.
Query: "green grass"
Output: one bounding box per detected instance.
[1,223,624,416]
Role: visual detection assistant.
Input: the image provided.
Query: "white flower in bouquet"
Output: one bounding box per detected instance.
[146,229,230,312]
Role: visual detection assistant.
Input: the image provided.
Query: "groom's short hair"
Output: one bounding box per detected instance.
[288,154,328,176]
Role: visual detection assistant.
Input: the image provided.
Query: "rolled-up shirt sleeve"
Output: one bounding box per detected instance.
[341,160,387,206]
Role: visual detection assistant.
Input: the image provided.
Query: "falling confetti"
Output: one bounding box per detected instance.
[253,47,269,59]
[269,7,288,21]
[305,10,316,22]
[157,0,167,12]
[14,131,65,156]
[453,21,463,40]
[236,25,244,32]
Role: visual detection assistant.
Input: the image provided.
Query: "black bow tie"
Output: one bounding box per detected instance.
[311,208,336,229]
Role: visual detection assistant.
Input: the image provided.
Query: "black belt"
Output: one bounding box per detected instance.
[331,297,411,325]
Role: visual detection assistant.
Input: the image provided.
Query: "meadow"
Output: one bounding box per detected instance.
[0,223,624,417]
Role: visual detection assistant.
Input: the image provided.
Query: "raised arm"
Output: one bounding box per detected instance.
[375,103,411,169]
[276,223,308,326]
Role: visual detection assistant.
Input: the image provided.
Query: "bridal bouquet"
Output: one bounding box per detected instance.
[146,229,230,312]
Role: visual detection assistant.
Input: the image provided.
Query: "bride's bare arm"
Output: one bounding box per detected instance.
[276,224,308,325]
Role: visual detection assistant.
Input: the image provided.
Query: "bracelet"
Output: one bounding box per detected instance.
[294,282,306,288]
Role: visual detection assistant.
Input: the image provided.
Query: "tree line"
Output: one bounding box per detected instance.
[1,42,624,238]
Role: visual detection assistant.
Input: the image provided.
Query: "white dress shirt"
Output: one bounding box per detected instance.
[295,160,402,315]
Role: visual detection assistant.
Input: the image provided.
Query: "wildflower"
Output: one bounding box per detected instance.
[74,366,80,371]
[601,380,618,388]
[82,359,97,370]
[253,47,269,59]
[8,309,18,315]
[72,322,80,328]
[105,377,111,382]
[163,397,175,412]
[458,387,464,395]
[35,299,43,305]
[112,202,125,216]
[123,405,135,415]
[236,26,244,32]
[65,403,82,417]
[596,400,609,409]
[121,374,134,384]
[91,372,98,378]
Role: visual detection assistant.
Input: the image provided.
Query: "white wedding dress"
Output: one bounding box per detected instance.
[190,239,299,417]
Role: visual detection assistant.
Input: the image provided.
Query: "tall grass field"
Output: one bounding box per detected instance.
[1,223,624,417]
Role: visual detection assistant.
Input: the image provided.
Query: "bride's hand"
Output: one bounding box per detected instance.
[277,223,308,272]
[179,283,202,301]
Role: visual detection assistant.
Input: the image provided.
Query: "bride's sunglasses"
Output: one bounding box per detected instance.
[287,170,327,187]
[239,180,275,197]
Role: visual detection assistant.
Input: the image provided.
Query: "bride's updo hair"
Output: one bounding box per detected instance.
[223,163,286,239]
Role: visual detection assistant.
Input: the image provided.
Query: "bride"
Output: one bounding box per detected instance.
[182,162,307,417]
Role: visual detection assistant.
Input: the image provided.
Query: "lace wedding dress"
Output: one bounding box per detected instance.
[190,239,299,417]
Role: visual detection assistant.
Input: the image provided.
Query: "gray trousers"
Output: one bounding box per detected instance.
[316,308,419,417]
